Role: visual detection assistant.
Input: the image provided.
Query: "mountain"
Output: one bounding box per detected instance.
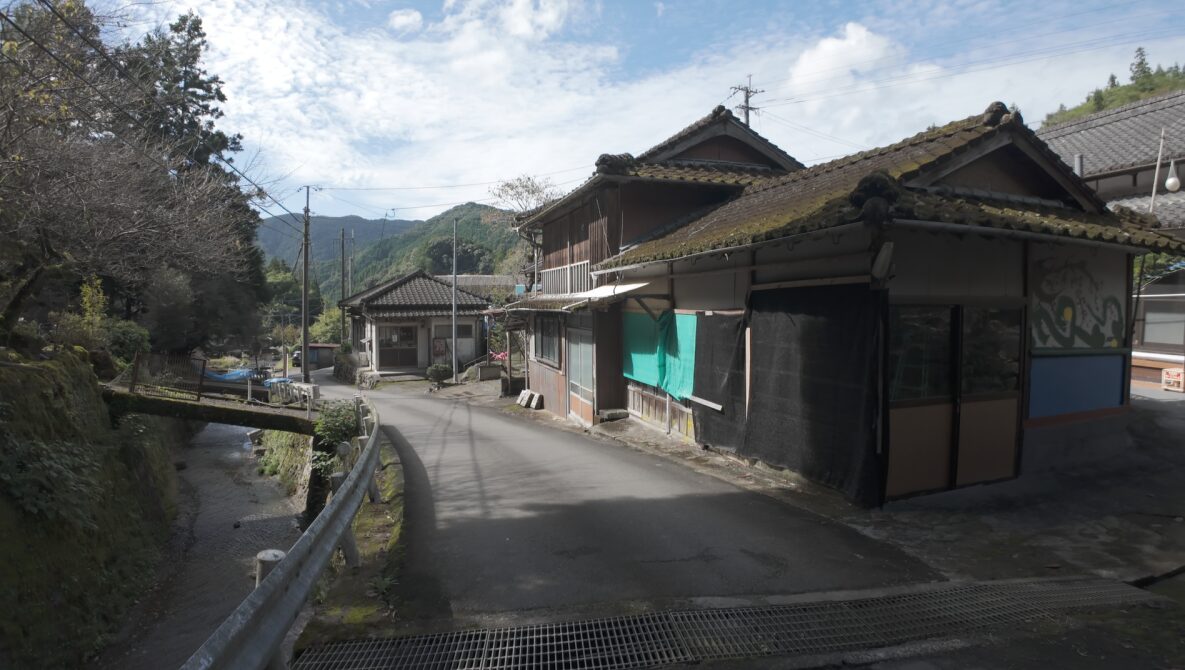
[303,203,523,304]
[256,214,420,266]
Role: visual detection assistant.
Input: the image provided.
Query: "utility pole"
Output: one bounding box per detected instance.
[349,228,355,295]
[731,74,764,126]
[301,186,311,384]
[340,227,347,347]
[451,216,458,383]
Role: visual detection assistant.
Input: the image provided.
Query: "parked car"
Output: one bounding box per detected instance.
[291,352,301,368]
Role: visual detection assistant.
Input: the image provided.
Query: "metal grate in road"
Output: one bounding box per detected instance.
[293,577,1160,670]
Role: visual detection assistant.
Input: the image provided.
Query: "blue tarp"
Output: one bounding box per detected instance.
[262,377,292,388]
[203,368,256,382]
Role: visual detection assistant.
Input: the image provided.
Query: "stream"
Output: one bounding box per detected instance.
[95,423,303,670]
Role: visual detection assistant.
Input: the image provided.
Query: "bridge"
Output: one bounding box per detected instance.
[102,352,318,434]
[102,386,316,434]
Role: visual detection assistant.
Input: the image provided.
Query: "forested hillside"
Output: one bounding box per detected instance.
[299,203,522,303]
[1042,48,1185,127]
[256,214,419,266]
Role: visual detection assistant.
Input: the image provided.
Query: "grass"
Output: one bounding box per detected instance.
[295,439,406,651]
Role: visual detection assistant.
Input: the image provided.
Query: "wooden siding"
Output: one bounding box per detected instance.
[530,360,567,418]
[620,182,733,246]
[672,135,782,168]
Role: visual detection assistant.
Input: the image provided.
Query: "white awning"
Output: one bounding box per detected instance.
[504,282,653,312]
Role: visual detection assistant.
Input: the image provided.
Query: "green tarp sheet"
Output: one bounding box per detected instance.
[621,310,696,400]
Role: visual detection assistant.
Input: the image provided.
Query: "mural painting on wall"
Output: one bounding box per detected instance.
[1031,248,1124,350]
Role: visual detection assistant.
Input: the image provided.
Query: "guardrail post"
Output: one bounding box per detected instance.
[255,549,287,587]
[328,472,361,569]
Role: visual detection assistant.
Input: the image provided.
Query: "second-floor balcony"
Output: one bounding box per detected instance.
[540,261,592,295]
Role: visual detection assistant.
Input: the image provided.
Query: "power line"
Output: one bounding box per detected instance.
[757,1,1153,94]
[760,27,1178,108]
[317,164,592,191]
[0,48,177,175]
[760,111,867,150]
[28,0,304,235]
[730,75,763,126]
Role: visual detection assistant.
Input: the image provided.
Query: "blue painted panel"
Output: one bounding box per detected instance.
[1028,355,1125,418]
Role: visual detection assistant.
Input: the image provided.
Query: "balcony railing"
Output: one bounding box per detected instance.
[540,261,591,295]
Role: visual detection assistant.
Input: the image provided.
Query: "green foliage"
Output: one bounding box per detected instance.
[79,275,107,340]
[315,401,357,448]
[1043,48,1185,127]
[340,342,353,354]
[105,318,150,362]
[0,434,102,531]
[423,239,494,274]
[302,203,521,299]
[426,363,453,384]
[310,306,343,344]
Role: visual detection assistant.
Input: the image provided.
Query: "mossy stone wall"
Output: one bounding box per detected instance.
[0,351,187,668]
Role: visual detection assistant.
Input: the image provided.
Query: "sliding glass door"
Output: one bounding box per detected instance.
[885,304,1023,498]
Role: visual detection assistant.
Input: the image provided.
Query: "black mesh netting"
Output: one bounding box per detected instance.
[740,284,883,506]
[692,313,747,450]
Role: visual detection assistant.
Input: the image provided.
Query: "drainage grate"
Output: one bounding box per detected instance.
[293,578,1158,670]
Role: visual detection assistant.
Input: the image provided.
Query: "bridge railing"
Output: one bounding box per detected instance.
[179,395,381,670]
[127,352,208,401]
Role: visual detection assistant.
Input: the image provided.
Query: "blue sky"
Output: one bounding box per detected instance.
[120,0,1185,225]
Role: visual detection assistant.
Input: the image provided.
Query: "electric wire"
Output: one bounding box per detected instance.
[27,0,305,235]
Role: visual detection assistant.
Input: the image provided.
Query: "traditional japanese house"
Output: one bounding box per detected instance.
[1038,91,1185,377]
[509,102,1185,504]
[340,270,489,373]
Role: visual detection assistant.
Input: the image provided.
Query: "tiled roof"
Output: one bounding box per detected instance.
[600,103,1184,268]
[344,270,489,310]
[367,307,486,318]
[518,159,773,230]
[635,105,805,170]
[1037,90,1185,176]
[1109,191,1185,229]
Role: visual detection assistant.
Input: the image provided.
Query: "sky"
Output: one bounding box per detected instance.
[113,0,1185,226]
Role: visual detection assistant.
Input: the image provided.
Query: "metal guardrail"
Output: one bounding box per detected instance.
[179,396,381,670]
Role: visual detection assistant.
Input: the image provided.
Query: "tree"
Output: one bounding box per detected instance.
[422,239,494,275]
[1107,73,1119,89]
[117,12,242,168]
[1130,47,1152,87]
[0,4,264,347]
[308,306,342,344]
[488,175,561,218]
[1090,89,1105,111]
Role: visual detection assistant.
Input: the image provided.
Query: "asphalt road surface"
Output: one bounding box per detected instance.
[315,370,937,631]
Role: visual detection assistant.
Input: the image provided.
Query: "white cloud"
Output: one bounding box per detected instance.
[655,2,665,18]
[387,8,423,33]
[119,2,1185,220]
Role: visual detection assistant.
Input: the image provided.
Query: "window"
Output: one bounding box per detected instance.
[961,307,1022,395]
[568,328,593,401]
[378,325,416,348]
[433,324,474,339]
[888,306,952,402]
[534,315,561,366]
[1143,302,1185,348]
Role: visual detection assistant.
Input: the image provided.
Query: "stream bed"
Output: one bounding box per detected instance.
[95,423,302,670]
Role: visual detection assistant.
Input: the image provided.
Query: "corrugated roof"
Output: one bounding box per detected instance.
[599,103,1183,268]
[1037,90,1185,176]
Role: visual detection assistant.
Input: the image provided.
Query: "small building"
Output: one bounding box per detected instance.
[340,270,490,373]
[509,102,1185,505]
[1038,91,1185,376]
[306,343,338,370]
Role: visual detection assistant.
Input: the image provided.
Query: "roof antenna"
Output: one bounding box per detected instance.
[731,75,764,126]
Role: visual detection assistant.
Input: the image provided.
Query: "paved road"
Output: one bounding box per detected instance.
[314,370,937,630]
